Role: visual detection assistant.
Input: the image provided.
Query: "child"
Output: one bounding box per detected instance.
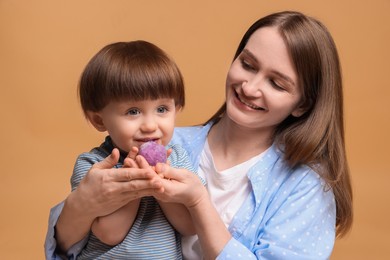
[64,40,199,259]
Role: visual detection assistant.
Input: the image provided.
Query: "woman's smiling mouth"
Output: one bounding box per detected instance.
[235,91,266,111]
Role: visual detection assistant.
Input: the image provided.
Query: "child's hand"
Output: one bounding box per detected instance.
[123,146,139,168]
[133,155,168,179]
[123,146,172,172]
[75,148,165,218]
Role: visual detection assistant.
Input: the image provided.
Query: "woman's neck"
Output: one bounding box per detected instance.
[207,116,273,171]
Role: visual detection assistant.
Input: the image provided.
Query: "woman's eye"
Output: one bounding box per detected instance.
[157,106,168,113]
[270,80,285,91]
[240,59,256,71]
[127,108,140,115]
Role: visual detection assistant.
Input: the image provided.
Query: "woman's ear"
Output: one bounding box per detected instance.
[291,104,307,118]
[86,111,106,132]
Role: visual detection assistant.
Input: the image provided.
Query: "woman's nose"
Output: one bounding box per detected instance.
[241,78,263,97]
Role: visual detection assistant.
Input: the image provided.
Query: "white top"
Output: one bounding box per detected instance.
[182,140,265,259]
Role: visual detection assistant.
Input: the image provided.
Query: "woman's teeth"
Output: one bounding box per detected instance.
[238,96,264,110]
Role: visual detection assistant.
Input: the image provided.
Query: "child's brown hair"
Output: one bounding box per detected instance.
[79,40,185,116]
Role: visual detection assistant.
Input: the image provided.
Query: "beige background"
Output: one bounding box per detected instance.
[1,0,389,259]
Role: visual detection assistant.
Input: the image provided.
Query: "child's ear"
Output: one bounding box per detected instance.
[86,111,106,132]
[175,105,183,114]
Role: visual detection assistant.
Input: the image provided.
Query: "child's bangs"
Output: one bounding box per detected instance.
[111,56,184,106]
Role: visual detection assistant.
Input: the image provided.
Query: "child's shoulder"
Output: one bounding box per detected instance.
[76,145,111,165]
[167,143,205,184]
[166,143,193,170]
[166,143,188,166]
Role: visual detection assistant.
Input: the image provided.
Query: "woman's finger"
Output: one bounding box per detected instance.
[106,167,155,183]
[93,148,120,170]
[108,176,164,201]
[155,163,188,181]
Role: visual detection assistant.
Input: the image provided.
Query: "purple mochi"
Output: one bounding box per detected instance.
[138,141,167,166]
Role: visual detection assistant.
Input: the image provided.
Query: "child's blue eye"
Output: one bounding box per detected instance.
[127,108,140,115]
[157,106,168,113]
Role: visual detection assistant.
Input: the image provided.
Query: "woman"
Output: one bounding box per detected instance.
[45,11,352,259]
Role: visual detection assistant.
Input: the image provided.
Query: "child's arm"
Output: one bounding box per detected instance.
[155,145,198,236]
[91,199,140,245]
[91,147,142,245]
[158,202,196,236]
[129,151,196,236]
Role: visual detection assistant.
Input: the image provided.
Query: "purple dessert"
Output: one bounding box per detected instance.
[138,141,167,166]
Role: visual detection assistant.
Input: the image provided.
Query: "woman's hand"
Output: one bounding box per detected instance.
[155,163,232,259]
[153,163,208,208]
[126,154,201,235]
[76,148,164,217]
[56,148,164,252]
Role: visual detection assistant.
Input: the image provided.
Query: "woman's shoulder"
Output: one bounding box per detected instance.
[172,124,207,139]
[250,146,335,215]
[171,123,211,147]
[251,144,328,191]
[273,158,333,203]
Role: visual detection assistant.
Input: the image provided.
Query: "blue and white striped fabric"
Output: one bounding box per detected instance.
[70,136,197,260]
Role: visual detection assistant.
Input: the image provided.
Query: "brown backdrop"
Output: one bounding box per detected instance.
[1,0,389,259]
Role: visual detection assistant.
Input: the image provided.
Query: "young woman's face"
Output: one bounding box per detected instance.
[225,26,304,132]
[93,98,178,152]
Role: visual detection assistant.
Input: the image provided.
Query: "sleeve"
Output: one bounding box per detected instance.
[44,202,89,260]
[218,170,336,259]
[44,152,101,259]
[71,152,101,191]
[217,238,258,259]
[44,202,65,260]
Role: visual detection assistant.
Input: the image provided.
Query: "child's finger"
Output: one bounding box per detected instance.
[123,157,139,168]
[135,155,153,169]
[166,148,172,158]
[126,146,139,160]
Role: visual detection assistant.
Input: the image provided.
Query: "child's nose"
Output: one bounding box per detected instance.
[141,117,158,132]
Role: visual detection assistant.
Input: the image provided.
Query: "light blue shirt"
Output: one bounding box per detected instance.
[170,122,336,259]
[45,122,336,259]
